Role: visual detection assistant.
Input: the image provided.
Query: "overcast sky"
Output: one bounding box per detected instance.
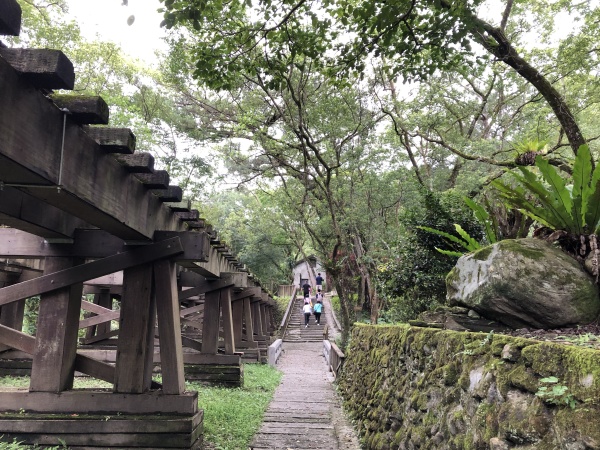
[65,0,167,64]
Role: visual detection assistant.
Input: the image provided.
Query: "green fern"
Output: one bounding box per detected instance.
[494,144,600,234]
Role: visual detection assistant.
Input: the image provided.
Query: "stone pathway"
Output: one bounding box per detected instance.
[250,294,361,450]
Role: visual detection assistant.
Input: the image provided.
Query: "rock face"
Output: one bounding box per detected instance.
[446,238,600,329]
[338,325,600,450]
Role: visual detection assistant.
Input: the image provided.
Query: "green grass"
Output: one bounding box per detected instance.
[189,363,282,450]
[0,363,282,450]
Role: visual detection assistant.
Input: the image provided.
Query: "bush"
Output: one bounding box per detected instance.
[377,189,482,321]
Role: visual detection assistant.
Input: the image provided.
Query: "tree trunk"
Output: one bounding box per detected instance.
[466,14,586,155]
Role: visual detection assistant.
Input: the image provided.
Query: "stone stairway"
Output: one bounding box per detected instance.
[284,296,327,342]
[250,342,342,449]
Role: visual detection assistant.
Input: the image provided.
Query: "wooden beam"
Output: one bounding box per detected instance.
[114,152,154,173]
[201,290,220,354]
[180,336,202,352]
[0,323,116,384]
[0,0,21,36]
[0,323,35,354]
[82,126,135,154]
[49,95,109,125]
[0,390,198,415]
[152,185,183,202]
[0,48,74,89]
[114,264,155,394]
[0,237,183,307]
[0,187,89,240]
[78,310,120,329]
[135,170,169,189]
[153,260,185,395]
[220,288,235,354]
[30,257,83,392]
[73,354,115,384]
[0,57,182,240]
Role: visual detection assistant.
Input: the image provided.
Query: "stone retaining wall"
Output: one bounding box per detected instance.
[337,324,600,450]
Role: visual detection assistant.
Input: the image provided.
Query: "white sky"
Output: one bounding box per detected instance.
[65,0,167,64]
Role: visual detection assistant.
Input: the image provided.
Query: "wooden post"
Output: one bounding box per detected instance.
[220,288,235,354]
[201,290,220,354]
[231,299,244,347]
[243,297,254,343]
[154,260,185,395]
[30,257,83,392]
[84,288,112,339]
[114,264,155,393]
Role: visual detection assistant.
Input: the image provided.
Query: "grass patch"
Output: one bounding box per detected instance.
[189,363,282,450]
[0,363,282,450]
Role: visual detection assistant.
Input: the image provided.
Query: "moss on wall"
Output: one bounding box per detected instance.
[337,324,600,449]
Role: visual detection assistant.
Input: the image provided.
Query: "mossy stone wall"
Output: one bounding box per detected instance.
[337,324,600,450]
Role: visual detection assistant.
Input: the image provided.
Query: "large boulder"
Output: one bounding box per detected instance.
[446,238,600,329]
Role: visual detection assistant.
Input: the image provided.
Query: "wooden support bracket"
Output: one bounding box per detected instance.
[49,94,109,125]
[82,126,136,154]
[0,48,74,89]
[0,237,183,307]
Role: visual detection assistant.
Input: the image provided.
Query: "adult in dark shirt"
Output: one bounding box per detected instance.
[302,281,311,298]
[315,273,323,289]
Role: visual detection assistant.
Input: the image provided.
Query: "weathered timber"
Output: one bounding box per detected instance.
[179,276,236,296]
[0,324,116,384]
[180,303,204,317]
[82,126,135,154]
[154,259,185,395]
[231,298,244,346]
[201,290,220,354]
[83,284,122,295]
[49,94,109,125]
[0,237,183,307]
[0,48,74,89]
[175,210,199,222]
[151,185,183,202]
[0,427,202,448]
[0,188,89,239]
[0,58,182,239]
[0,389,199,414]
[154,231,209,263]
[30,257,83,392]
[0,0,21,36]
[182,353,241,365]
[220,288,236,354]
[0,411,203,433]
[78,310,120,329]
[243,297,255,343]
[81,299,114,316]
[166,199,192,212]
[114,152,154,173]
[114,264,156,394]
[186,220,206,230]
[181,336,202,352]
[135,170,169,189]
[83,290,112,338]
[79,329,119,345]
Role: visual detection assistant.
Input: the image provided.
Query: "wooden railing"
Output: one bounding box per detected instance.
[277,284,295,298]
[323,340,345,379]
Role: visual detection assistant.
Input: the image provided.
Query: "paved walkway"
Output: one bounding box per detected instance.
[250,295,361,450]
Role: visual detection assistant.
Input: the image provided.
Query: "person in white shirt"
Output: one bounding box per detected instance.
[303,302,312,328]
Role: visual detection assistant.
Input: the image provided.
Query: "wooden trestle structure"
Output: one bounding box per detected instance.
[0,2,276,448]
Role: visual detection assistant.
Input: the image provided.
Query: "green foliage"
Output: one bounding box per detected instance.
[494,145,600,235]
[187,364,282,450]
[22,297,40,335]
[377,189,483,321]
[535,377,577,409]
[417,195,500,257]
[0,438,67,449]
